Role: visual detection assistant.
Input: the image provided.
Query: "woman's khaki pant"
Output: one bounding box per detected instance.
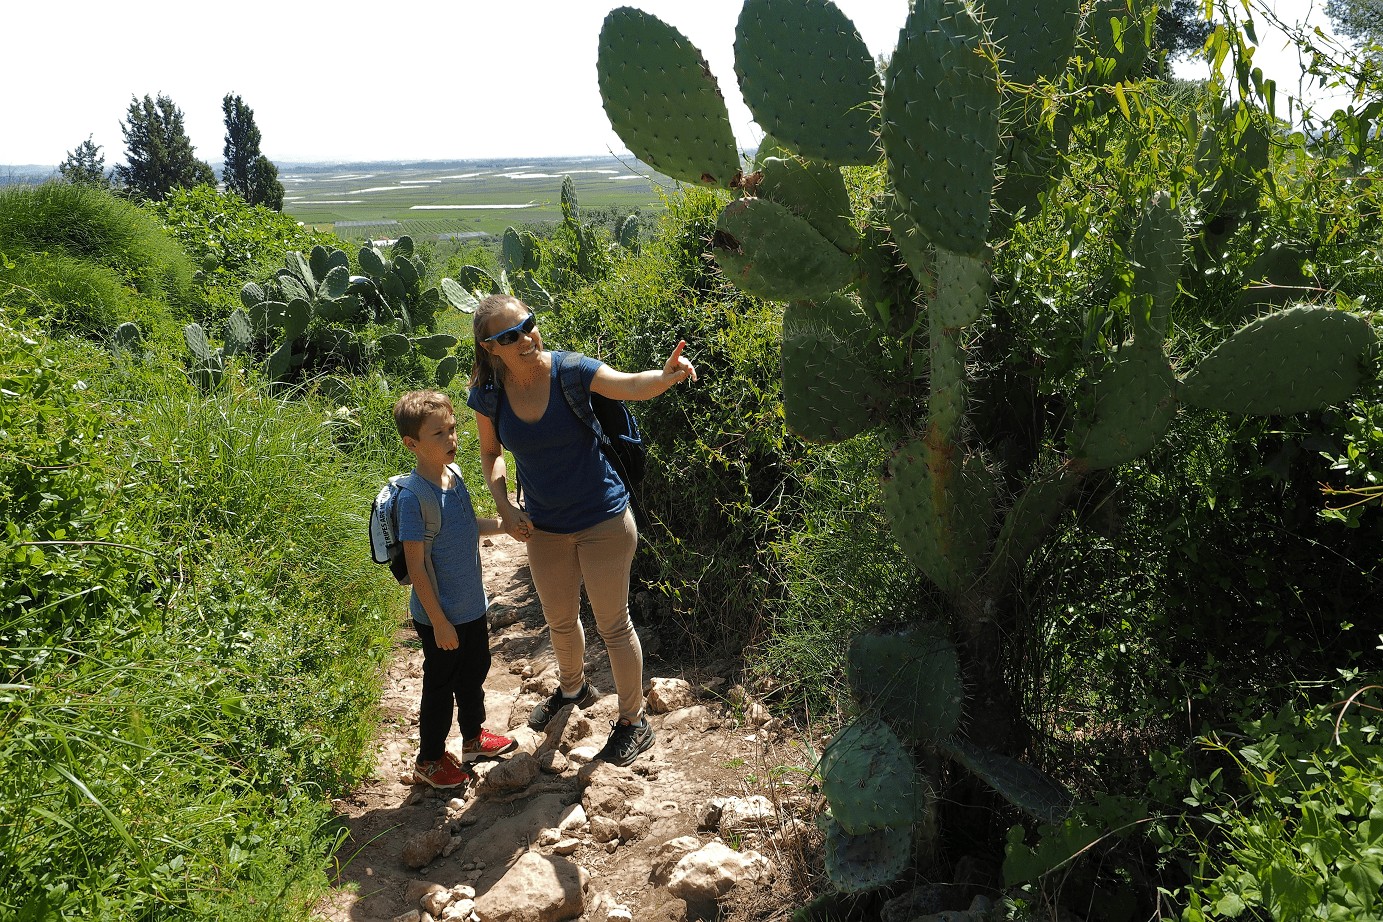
[526,507,644,721]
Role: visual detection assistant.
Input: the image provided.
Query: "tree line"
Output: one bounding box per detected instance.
[59,93,284,211]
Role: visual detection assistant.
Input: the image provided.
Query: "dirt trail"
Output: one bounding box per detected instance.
[314,533,821,922]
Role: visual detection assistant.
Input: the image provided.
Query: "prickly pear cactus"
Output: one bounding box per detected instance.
[594,0,1381,896]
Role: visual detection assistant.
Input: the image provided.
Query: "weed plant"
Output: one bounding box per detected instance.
[0,311,400,918]
[0,181,195,307]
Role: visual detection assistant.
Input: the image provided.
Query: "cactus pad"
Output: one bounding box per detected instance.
[1083,0,1153,84]
[984,0,1080,84]
[597,8,741,188]
[734,0,880,165]
[782,298,882,442]
[412,334,458,361]
[114,321,143,350]
[934,249,990,328]
[940,736,1074,824]
[1070,344,1177,469]
[377,333,410,359]
[883,440,996,595]
[1130,191,1183,348]
[846,626,963,743]
[820,717,921,834]
[754,156,860,254]
[713,198,856,301]
[882,0,1001,256]
[1178,306,1378,416]
[820,814,912,893]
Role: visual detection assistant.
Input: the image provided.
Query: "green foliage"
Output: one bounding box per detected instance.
[0,180,195,306]
[150,184,339,322]
[114,93,216,202]
[0,251,137,334]
[0,310,397,918]
[1148,686,1383,920]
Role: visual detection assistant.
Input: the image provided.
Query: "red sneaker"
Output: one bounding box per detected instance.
[413,756,473,789]
[461,728,517,761]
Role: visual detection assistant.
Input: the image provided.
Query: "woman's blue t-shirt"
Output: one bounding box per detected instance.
[396,474,489,626]
[467,351,627,534]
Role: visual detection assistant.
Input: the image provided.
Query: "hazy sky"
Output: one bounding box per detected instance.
[1,0,1348,167]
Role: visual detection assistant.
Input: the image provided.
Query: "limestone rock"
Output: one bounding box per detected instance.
[665,841,775,908]
[479,752,539,796]
[401,828,451,870]
[649,835,704,886]
[662,705,713,732]
[718,795,776,836]
[472,851,585,922]
[645,677,697,714]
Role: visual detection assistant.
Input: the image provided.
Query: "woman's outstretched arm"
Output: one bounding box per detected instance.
[590,340,697,402]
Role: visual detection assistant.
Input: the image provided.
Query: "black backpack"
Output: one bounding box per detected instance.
[557,352,646,486]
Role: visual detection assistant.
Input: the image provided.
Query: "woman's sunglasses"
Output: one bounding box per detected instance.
[484,313,537,346]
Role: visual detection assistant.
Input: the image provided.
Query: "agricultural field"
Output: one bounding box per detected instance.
[278,155,674,242]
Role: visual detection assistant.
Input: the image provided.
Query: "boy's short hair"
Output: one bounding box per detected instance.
[394,390,455,440]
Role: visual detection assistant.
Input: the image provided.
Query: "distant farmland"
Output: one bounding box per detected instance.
[279,156,676,243]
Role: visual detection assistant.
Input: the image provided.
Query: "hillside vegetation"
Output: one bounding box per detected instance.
[3,4,1383,916]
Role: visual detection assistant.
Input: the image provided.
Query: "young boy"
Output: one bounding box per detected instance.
[394,390,516,789]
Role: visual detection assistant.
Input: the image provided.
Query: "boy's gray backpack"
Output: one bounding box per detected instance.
[370,464,458,585]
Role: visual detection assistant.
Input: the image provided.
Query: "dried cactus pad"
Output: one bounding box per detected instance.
[734,0,880,165]
[597,7,741,188]
[1179,306,1378,416]
[882,0,1001,256]
[820,717,921,835]
[713,197,856,301]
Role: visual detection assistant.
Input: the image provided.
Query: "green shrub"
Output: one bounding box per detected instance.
[151,186,343,321]
[0,181,195,306]
[0,310,398,918]
[1148,685,1383,921]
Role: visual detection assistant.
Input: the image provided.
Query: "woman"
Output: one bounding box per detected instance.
[465,294,696,766]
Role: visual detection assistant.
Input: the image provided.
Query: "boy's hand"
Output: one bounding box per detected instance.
[434,620,459,650]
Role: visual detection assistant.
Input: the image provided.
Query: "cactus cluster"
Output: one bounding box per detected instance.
[187,240,473,391]
[596,0,1379,895]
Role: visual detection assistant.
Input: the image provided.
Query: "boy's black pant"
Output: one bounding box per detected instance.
[413,615,490,762]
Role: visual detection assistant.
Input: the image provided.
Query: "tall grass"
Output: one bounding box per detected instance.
[0,251,137,335]
[0,181,195,307]
[0,314,401,919]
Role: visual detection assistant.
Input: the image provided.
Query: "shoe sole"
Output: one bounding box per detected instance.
[460,739,518,762]
[412,772,468,790]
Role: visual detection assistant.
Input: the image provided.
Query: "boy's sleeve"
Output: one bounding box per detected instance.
[395,489,427,542]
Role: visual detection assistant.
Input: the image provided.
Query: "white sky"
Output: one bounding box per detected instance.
[0,0,1350,167]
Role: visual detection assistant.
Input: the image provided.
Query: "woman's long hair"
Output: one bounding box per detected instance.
[468,294,529,389]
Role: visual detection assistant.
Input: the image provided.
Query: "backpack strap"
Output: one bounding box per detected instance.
[557,351,645,527]
[558,351,609,447]
[396,463,461,596]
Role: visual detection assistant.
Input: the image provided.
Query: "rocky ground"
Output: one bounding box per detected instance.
[313,533,829,922]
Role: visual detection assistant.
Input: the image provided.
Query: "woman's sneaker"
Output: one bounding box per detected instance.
[413,755,473,789]
[461,728,517,761]
[528,682,601,731]
[596,716,655,767]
